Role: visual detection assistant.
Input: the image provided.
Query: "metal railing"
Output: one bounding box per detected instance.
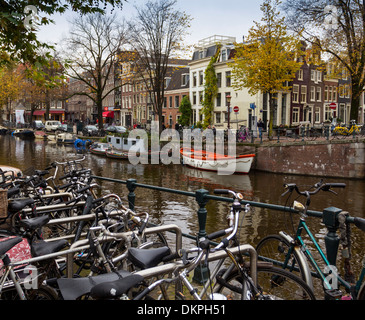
[91,175,357,271]
[9,175,358,282]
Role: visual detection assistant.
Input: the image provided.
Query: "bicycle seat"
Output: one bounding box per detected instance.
[31,239,69,257]
[8,198,35,214]
[90,274,144,299]
[19,215,50,231]
[57,269,132,300]
[128,246,171,269]
[0,237,22,257]
[7,187,20,198]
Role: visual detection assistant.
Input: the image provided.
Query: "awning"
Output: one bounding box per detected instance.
[102,111,114,118]
[33,110,45,116]
[50,110,65,114]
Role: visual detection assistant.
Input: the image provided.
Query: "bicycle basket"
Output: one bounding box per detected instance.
[0,236,32,276]
[0,189,7,219]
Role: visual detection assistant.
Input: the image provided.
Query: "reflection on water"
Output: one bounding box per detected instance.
[1,135,364,276]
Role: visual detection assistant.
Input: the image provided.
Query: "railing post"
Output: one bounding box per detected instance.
[195,189,209,238]
[126,179,137,211]
[322,207,342,267]
[193,189,210,284]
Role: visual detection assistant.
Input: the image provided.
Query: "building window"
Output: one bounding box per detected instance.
[221,49,227,62]
[216,93,221,107]
[216,112,221,124]
[182,74,189,86]
[175,96,179,108]
[193,72,197,87]
[199,91,203,104]
[298,69,303,81]
[292,107,300,124]
[292,84,299,103]
[300,85,307,103]
[226,71,231,87]
[316,87,321,101]
[329,86,333,102]
[325,106,332,122]
[217,73,222,88]
[169,96,173,108]
[315,107,320,123]
[310,86,315,102]
[324,86,329,102]
[345,84,350,98]
[332,87,337,102]
[199,71,204,86]
[193,92,197,105]
[311,70,316,81]
[317,71,322,82]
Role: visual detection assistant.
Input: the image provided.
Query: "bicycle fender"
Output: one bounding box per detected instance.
[279,231,314,291]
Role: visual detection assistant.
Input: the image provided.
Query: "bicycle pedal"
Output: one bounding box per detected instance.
[325,289,343,300]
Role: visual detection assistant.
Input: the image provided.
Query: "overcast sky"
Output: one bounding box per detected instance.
[37,0,263,50]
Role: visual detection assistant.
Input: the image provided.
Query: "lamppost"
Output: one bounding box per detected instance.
[226,94,232,129]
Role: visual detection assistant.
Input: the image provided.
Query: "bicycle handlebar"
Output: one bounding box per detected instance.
[52,156,86,166]
[282,181,346,198]
[213,189,244,201]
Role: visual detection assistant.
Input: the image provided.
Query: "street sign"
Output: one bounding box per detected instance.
[250,103,256,110]
[233,106,239,113]
[329,103,337,110]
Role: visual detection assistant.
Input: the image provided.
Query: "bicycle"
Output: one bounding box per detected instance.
[0,215,69,300]
[236,127,251,143]
[256,180,365,300]
[84,189,315,301]
[332,122,361,139]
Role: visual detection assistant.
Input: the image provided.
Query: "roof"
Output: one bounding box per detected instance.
[166,67,190,91]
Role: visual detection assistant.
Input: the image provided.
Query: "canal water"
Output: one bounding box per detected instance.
[1,135,364,283]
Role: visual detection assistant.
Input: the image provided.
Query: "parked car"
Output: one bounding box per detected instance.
[56,124,68,132]
[105,125,127,134]
[82,125,100,136]
[32,120,45,130]
[45,121,62,132]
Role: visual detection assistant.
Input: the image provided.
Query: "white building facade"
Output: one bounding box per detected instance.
[189,35,291,131]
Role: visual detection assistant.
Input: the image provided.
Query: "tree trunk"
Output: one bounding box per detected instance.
[97,94,103,130]
[268,92,274,139]
[350,81,362,123]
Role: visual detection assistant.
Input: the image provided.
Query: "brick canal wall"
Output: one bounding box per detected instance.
[237,139,365,179]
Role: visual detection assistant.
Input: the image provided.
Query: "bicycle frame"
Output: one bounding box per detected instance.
[0,262,27,300]
[287,216,365,297]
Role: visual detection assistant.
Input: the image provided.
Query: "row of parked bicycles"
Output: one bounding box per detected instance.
[0,156,364,300]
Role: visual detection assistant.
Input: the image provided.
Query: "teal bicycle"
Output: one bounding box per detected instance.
[256,180,365,300]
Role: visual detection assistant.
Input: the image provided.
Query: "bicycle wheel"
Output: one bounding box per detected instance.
[1,284,58,300]
[25,285,59,300]
[256,235,306,280]
[216,265,316,300]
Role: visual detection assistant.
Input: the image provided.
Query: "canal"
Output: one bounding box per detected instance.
[1,135,365,286]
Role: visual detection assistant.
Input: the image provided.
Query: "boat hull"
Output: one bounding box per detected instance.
[89,143,109,156]
[105,150,129,160]
[180,149,255,174]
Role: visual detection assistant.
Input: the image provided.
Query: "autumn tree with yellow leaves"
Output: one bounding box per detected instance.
[0,63,25,122]
[230,0,303,138]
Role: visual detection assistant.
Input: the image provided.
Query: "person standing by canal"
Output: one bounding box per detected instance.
[257,118,264,139]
